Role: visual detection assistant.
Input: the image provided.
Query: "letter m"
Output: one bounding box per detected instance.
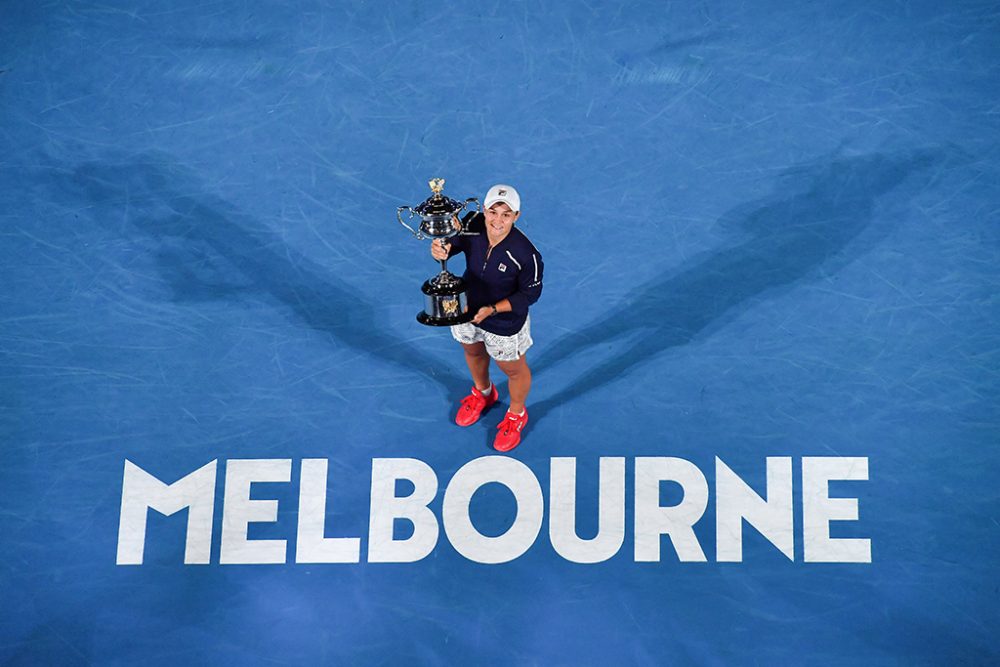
[116,460,217,565]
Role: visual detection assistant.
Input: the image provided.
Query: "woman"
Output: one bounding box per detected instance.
[431,184,544,452]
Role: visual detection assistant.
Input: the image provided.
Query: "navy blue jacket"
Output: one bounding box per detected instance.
[448,213,544,336]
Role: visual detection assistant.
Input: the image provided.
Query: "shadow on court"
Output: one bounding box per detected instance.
[524,148,940,427]
[60,153,467,399]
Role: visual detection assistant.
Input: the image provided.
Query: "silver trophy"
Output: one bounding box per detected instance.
[397,178,480,326]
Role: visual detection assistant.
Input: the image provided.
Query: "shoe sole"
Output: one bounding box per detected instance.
[493,438,521,452]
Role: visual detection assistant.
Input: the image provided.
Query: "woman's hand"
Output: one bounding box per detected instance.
[430,240,451,261]
[471,306,494,324]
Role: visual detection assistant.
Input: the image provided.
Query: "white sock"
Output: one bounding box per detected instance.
[477,383,493,396]
[510,408,525,416]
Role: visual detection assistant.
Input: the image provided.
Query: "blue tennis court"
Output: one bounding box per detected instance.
[2,1,998,664]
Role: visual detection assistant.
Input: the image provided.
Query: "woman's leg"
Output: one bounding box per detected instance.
[462,341,492,391]
[496,355,531,414]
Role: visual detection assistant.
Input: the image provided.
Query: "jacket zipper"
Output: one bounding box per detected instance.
[482,244,495,275]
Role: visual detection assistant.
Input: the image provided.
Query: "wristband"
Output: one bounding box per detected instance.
[490,304,498,316]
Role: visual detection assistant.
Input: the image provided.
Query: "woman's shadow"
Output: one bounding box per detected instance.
[525,147,939,426]
[61,153,469,402]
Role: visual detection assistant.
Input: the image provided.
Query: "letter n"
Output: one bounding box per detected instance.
[715,457,794,562]
[116,459,217,565]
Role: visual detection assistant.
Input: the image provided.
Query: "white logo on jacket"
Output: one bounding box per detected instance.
[498,263,507,272]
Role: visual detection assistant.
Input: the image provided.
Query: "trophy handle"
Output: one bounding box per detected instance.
[458,197,481,235]
[397,206,424,239]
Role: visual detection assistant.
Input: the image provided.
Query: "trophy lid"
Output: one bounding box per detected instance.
[414,177,465,217]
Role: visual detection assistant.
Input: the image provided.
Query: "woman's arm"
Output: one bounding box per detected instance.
[505,249,544,313]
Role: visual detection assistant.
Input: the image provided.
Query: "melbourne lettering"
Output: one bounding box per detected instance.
[116,456,871,565]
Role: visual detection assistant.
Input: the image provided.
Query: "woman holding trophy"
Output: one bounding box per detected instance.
[430,184,544,452]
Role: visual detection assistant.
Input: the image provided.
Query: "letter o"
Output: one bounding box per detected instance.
[442,456,543,564]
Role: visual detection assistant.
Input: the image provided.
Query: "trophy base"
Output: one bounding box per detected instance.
[416,310,475,327]
[418,273,473,327]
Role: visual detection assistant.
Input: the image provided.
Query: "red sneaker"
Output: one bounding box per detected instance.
[455,385,498,426]
[494,409,529,452]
